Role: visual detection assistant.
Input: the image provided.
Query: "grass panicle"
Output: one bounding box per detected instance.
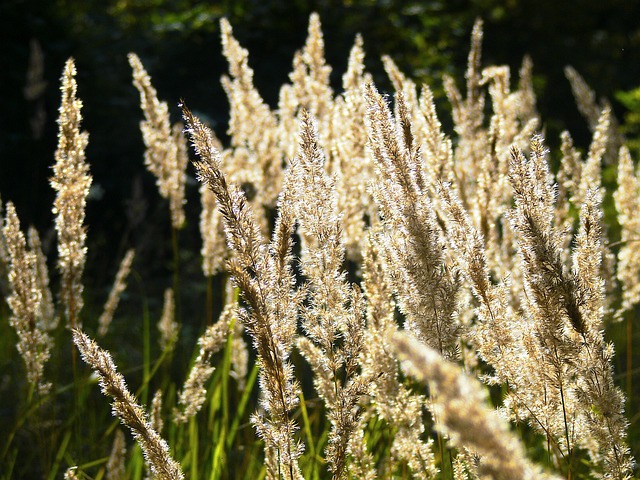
[51,58,91,330]
[72,329,184,480]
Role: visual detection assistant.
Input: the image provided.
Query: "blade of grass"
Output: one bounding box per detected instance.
[142,285,150,407]
[299,390,318,479]
[127,444,144,480]
[189,416,199,480]
[226,362,259,450]
[210,422,226,480]
[47,429,72,480]
[1,449,16,480]
[78,456,109,471]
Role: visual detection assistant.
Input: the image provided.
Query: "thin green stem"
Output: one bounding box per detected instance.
[171,226,182,326]
[189,416,199,480]
[627,309,633,402]
[129,270,151,406]
[607,237,640,248]
[557,371,573,478]
[206,275,214,325]
[142,287,150,407]
[226,362,259,450]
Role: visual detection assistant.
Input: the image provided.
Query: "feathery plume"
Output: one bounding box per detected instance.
[98,248,135,337]
[382,54,418,107]
[331,34,375,260]
[508,137,585,335]
[564,66,623,164]
[437,179,578,471]
[183,103,303,479]
[573,188,634,479]
[565,66,601,130]
[129,53,187,229]
[614,146,640,314]
[364,82,462,359]
[517,55,538,124]
[574,107,610,207]
[150,389,164,434]
[507,141,585,465]
[289,13,333,124]
[292,110,370,478]
[51,58,91,329]
[416,83,455,185]
[158,288,179,352]
[173,305,231,424]
[106,429,126,480]
[507,136,633,476]
[393,332,560,480]
[437,180,518,366]
[73,329,184,480]
[225,280,249,389]
[556,131,582,251]
[443,18,485,175]
[361,231,438,478]
[4,202,52,394]
[200,180,227,278]
[171,122,189,228]
[27,226,56,331]
[220,18,282,206]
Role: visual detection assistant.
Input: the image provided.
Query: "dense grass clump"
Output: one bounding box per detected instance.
[1,13,639,480]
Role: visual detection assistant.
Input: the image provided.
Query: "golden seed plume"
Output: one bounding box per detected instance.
[3,202,52,394]
[129,53,187,229]
[98,248,135,337]
[51,57,91,329]
[72,329,184,480]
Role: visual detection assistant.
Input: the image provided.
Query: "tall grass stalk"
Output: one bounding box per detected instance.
[171,226,182,326]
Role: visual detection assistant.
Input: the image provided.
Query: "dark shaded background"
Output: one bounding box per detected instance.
[1,0,640,294]
[2,3,640,474]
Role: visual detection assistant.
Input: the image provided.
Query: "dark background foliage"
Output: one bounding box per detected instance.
[1,3,640,475]
[1,0,640,290]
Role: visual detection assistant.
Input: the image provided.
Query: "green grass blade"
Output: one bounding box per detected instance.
[226,362,259,450]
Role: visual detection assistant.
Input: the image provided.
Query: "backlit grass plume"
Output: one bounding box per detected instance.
[3,202,52,394]
[173,304,231,424]
[129,53,188,230]
[615,146,640,315]
[27,226,56,332]
[292,110,370,478]
[393,332,561,480]
[50,58,91,329]
[183,103,304,479]
[361,231,438,478]
[72,329,184,480]
[98,248,135,337]
[364,83,462,360]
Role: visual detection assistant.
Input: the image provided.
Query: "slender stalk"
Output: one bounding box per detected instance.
[206,275,214,325]
[171,226,182,326]
[558,374,573,478]
[189,417,198,480]
[627,310,633,402]
[142,283,150,407]
[436,429,446,477]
